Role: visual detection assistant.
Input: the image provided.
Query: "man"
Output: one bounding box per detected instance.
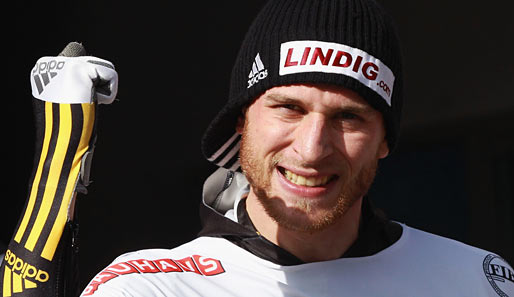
[2,0,513,296]
[80,0,514,295]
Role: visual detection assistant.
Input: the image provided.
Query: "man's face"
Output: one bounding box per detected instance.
[238,84,389,232]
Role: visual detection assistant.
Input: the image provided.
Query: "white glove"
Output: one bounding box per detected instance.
[30,55,118,104]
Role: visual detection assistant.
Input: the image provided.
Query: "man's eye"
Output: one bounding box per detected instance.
[336,112,358,120]
[281,104,300,110]
[278,104,303,113]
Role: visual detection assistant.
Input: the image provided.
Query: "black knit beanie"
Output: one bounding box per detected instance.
[202,0,404,170]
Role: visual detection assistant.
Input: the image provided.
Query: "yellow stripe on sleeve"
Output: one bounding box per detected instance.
[14,101,54,243]
[25,104,73,252]
[41,103,96,260]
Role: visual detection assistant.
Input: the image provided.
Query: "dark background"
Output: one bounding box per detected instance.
[10,0,514,291]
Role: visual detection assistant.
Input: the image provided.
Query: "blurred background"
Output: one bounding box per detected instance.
[10,0,514,290]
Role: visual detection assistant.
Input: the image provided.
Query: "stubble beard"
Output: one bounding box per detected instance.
[239,128,379,233]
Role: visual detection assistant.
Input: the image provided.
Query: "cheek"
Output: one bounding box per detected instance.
[339,133,382,167]
[249,117,294,152]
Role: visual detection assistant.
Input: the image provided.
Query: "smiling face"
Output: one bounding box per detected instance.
[238,84,389,232]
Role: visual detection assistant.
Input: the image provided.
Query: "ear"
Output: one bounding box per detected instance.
[236,104,250,134]
[236,111,246,134]
[377,137,389,159]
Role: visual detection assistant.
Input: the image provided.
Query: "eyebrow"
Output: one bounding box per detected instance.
[264,93,375,114]
[265,93,302,105]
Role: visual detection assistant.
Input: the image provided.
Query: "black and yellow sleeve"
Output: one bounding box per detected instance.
[1,98,96,297]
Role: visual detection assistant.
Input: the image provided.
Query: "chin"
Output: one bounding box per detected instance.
[256,188,354,232]
[249,161,376,233]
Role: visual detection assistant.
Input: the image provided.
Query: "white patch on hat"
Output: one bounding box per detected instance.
[279,40,395,106]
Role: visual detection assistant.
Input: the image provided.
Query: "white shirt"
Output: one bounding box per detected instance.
[80,224,514,297]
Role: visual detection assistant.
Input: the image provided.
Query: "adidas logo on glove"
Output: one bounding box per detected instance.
[30,56,118,105]
[32,60,66,95]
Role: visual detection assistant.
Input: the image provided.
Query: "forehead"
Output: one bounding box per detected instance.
[256,84,374,112]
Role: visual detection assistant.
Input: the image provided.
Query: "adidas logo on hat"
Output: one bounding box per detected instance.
[247,53,268,88]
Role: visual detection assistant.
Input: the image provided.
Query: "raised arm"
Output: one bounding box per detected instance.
[1,42,118,297]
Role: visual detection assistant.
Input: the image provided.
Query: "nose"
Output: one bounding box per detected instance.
[292,114,334,164]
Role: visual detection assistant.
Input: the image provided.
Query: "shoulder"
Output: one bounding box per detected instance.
[391,224,514,296]
[398,224,509,264]
[400,224,490,254]
[80,238,230,297]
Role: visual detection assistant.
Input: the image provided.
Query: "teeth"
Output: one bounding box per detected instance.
[296,175,306,185]
[283,169,330,187]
